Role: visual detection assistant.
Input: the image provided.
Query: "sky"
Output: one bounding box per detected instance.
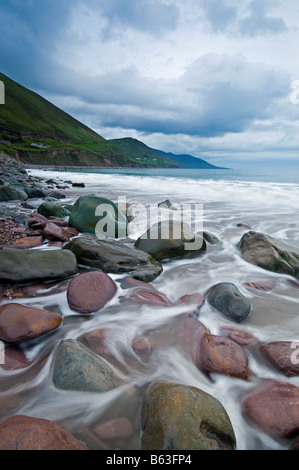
[1,0,299,168]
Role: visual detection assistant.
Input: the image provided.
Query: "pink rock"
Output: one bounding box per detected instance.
[0,303,63,343]
[0,415,89,450]
[131,290,172,307]
[243,280,276,292]
[120,277,157,290]
[93,417,133,440]
[259,341,299,377]
[242,379,299,439]
[0,345,33,371]
[198,333,250,379]
[176,317,208,362]
[175,293,205,316]
[67,271,117,314]
[43,223,71,242]
[220,326,259,347]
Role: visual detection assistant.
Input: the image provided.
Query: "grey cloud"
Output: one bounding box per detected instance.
[52,54,290,139]
[89,0,180,35]
[200,0,237,32]
[239,0,288,36]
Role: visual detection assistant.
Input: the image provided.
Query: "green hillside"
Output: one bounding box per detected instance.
[0,72,174,168]
[108,137,178,168]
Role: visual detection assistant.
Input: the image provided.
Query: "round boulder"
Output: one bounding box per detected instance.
[140,381,236,450]
[206,282,251,323]
[67,271,117,314]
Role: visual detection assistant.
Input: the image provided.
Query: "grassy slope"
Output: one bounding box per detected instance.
[0,73,173,167]
[108,137,179,168]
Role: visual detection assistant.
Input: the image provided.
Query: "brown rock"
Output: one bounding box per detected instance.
[243,280,277,292]
[176,317,208,362]
[242,379,299,438]
[131,289,173,307]
[0,415,89,450]
[220,326,259,347]
[120,277,156,290]
[93,417,133,440]
[0,345,33,371]
[259,341,299,377]
[78,328,111,356]
[43,222,71,242]
[0,303,63,343]
[175,292,205,316]
[9,235,45,249]
[67,271,117,314]
[198,333,250,379]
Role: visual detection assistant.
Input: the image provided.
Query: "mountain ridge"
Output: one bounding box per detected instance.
[0,72,227,170]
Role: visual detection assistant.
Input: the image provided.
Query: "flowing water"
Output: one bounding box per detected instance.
[1,166,299,450]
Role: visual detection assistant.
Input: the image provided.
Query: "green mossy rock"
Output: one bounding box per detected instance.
[69,194,128,237]
[238,231,299,279]
[140,381,236,450]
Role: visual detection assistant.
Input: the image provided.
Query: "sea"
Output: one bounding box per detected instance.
[1,165,299,451]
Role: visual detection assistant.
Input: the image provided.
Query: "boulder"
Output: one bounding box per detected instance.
[43,223,71,243]
[0,184,28,202]
[68,194,128,237]
[0,303,62,343]
[238,231,299,279]
[259,341,299,377]
[176,317,250,379]
[198,333,250,379]
[67,271,117,314]
[37,201,69,219]
[206,282,251,323]
[25,187,46,199]
[140,381,236,450]
[242,379,299,439]
[131,289,173,307]
[8,235,45,250]
[158,199,178,210]
[63,236,163,282]
[0,247,78,282]
[135,220,206,261]
[0,415,89,450]
[52,339,125,392]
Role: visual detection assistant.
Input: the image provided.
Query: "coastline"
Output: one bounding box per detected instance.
[1,162,299,450]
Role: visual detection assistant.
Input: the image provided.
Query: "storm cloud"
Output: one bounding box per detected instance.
[0,0,298,166]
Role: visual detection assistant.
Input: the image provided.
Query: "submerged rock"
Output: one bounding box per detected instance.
[242,379,299,439]
[140,381,236,450]
[68,194,128,237]
[135,220,206,261]
[259,341,299,377]
[0,303,62,343]
[63,236,163,282]
[67,271,117,314]
[0,247,78,282]
[238,231,299,279]
[52,339,125,392]
[206,282,251,323]
[198,333,250,379]
[0,415,89,450]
